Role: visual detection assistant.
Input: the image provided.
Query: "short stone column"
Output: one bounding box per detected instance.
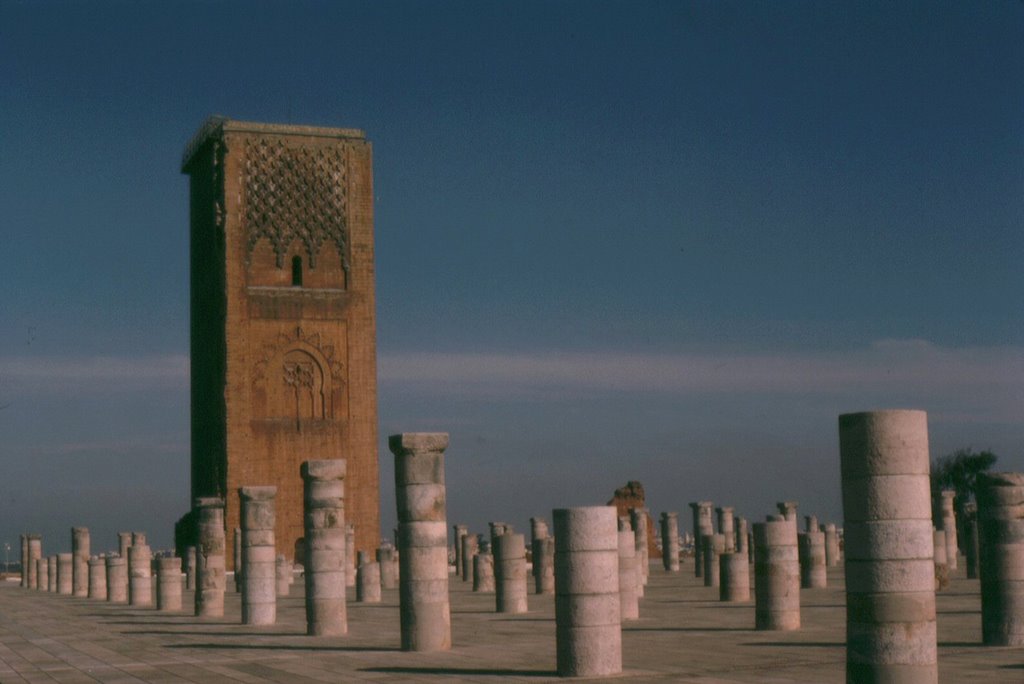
[276,555,291,597]
[495,533,528,614]
[962,503,980,580]
[534,536,555,594]
[345,523,356,588]
[702,533,725,588]
[88,556,107,600]
[26,535,42,589]
[977,472,1024,645]
[233,527,243,592]
[378,544,399,589]
[301,459,347,636]
[474,551,495,592]
[937,490,958,570]
[71,527,90,597]
[629,507,649,585]
[391,432,451,651]
[460,534,477,582]
[36,557,48,592]
[132,531,146,546]
[157,557,183,611]
[736,517,749,556]
[185,546,197,590]
[753,516,799,630]
[453,524,468,574]
[47,555,57,592]
[689,501,714,578]
[356,551,382,603]
[660,512,680,571]
[105,555,127,603]
[933,529,949,590]
[839,409,936,682]
[720,551,750,602]
[618,526,639,620]
[822,523,840,567]
[776,501,799,536]
[716,507,735,552]
[195,496,227,617]
[128,544,152,606]
[57,553,73,595]
[118,532,131,560]
[798,530,827,588]
[239,485,277,626]
[554,506,621,677]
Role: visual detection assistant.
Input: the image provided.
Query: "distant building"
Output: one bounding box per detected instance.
[177,118,379,566]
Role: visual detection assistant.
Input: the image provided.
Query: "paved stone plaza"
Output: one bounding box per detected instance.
[1,562,1020,683]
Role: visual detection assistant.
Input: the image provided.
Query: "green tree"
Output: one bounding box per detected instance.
[930,447,998,511]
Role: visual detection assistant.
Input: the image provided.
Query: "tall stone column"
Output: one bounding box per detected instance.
[977,472,1024,646]
[128,544,152,606]
[489,522,509,552]
[474,550,495,592]
[716,507,736,552]
[301,459,347,636]
[618,525,639,620]
[962,502,980,580]
[118,532,132,560]
[798,530,827,588]
[233,527,243,592]
[20,535,28,587]
[156,557,183,611]
[47,555,57,592]
[495,532,528,614]
[71,527,90,597]
[132,532,146,546]
[530,517,550,587]
[185,546,197,590]
[26,535,41,589]
[105,556,126,602]
[378,544,399,589]
[804,515,819,533]
[239,485,277,626]
[753,516,799,630]
[195,496,227,617]
[937,490,958,570]
[689,501,714,578]
[703,534,725,588]
[391,432,451,651]
[840,409,936,683]
[736,517,749,555]
[554,506,621,677]
[720,551,750,602]
[57,553,73,595]
[776,501,799,536]
[345,523,357,588]
[629,507,649,585]
[36,558,47,592]
[660,512,680,571]
[453,524,468,574]
[932,529,949,590]
[534,536,555,594]
[88,556,107,600]
[822,523,840,567]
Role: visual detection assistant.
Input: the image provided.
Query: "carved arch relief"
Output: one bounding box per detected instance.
[252,327,346,428]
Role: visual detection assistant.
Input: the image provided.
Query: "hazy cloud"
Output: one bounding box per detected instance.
[0,355,189,394]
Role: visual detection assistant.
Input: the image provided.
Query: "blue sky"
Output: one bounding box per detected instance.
[1,1,1021,555]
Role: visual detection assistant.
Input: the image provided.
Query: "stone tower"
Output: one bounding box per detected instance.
[180,117,379,566]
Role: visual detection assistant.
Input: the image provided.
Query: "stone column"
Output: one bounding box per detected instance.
[489,522,509,551]
[233,527,242,592]
[702,533,725,588]
[554,506,621,677]
[474,550,495,592]
[804,515,819,534]
[356,551,382,603]
[460,534,477,583]
[798,529,827,588]
[106,555,127,603]
[776,501,799,536]
[937,490,958,571]
[618,526,639,620]
[36,557,48,592]
[195,496,227,617]
[453,524,468,574]
[157,557,182,611]
[57,553,73,595]
[118,532,131,560]
[185,546,197,590]
[391,432,451,652]
[822,523,840,567]
[20,535,27,587]
[716,507,735,552]
[660,512,680,571]
[534,536,555,594]
[71,527,90,597]
[128,544,152,606]
[345,523,357,588]
[736,517,749,556]
[239,485,277,626]
[378,544,399,589]
[301,459,347,636]
[753,516,799,630]
[629,507,650,586]
[47,555,57,592]
[495,533,528,614]
[88,556,107,600]
[26,535,41,589]
[689,501,714,578]
[839,409,936,682]
[276,555,291,597]
[962,502,980,580]
[977,472,1024,646]
[720,551,750,602]
[933,529,949,590]
[132,532,146,546]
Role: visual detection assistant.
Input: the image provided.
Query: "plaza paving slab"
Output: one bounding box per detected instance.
[1,564,1021,682]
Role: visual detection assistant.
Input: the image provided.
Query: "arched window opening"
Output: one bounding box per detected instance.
[291,255,303,287]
